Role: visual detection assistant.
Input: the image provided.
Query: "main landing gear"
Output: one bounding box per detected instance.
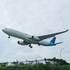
[8,35,10,38]
[37,42,40,46]
[29,44,33,48]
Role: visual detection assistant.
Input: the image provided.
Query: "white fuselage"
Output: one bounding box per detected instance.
[2,28,50,46]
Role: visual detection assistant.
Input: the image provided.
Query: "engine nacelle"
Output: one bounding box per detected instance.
[31,36,40,40]
[17,41,26,45]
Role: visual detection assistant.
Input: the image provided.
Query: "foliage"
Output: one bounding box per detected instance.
[0,58,70,70]
[0,63,6,67]
[4,64,70,70]
[12,61,18,65]
[0,66,5,70]
[48,57,69,65]
[0,63,69,70]
[19,62,24,65]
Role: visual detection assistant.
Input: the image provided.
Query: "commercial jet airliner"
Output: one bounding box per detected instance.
[2,28,68,48]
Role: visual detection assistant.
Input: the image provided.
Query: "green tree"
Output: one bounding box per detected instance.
[37,63,44,70]
[12,62,18,65]
[48,57,69,65]
[1,63,6,67]
[19,62,24,65]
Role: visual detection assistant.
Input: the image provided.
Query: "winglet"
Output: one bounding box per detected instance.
[66,29,69,32]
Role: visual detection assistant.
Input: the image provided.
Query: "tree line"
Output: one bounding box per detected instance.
[0,57,70,70]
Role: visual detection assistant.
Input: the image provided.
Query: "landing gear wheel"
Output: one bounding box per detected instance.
[30,46,32,48]
[29,44,33,48]
[8,35,10,38]
[37,42,40,46]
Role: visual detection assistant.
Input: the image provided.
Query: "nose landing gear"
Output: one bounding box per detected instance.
[29,44,33,48]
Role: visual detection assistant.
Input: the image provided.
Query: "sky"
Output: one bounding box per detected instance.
[0,0,70,63]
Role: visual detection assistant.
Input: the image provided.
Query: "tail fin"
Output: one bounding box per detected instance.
[50,37,56,44]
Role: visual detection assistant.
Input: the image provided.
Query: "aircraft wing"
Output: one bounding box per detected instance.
[38,29,68,41]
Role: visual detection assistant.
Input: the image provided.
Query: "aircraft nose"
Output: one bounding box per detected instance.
[2,29,4,32]
[2,28,6,32]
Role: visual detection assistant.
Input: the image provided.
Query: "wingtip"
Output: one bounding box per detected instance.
[66,29,69,32]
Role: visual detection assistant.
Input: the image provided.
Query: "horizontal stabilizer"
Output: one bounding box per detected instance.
[54,42,63,45]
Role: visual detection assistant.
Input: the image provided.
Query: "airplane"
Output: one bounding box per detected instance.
[2,28,68,48]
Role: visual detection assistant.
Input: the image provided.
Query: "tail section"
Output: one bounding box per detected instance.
[50,37,56,44]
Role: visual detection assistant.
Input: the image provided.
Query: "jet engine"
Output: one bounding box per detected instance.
[31,36,40,40]
[17,41,26,45]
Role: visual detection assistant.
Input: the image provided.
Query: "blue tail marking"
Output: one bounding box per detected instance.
[50,37,56,44]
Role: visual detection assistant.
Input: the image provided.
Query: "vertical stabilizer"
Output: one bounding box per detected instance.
[50,37,56,44]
